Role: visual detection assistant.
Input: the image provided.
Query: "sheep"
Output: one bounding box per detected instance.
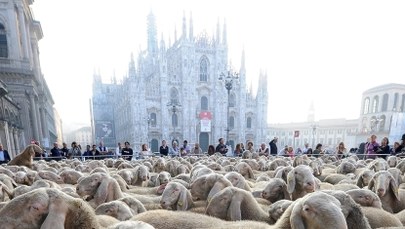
[321,190,372,229]
[59,169,83,185]
[154,171,171,186]
[166,160,182,177]
[133,209,273,229]
[256,173,272,182]
[286,165,317,200]
[388,167,403,186]
[362,207,403,228]
[387,156,398,167]
[160,181,197,211]
[274,166,293,183]
[260,178,290,203]
[309,160,322,176]
[369,159,389,172]
[8,144,41,169]
[395,209,405,225]
[118,196,147,214]
[107,220,155,229]
[38,170,64,184]
[76,172,124,208]
[189,165,213,183]
[96,215,120,228]
[206,186,273,224]
[0,167,15,179]
[346,189,382,208]
[333,183,360,192]
[224,171,252,191]
[190,173,232,201]
[324,173,350,184]
[153,157,166,173]
[268,199,293,222]
[0,188,100,229]
[111,174,129,192]
[368,170,405,213]
[0,174,17,190]
[235,162,254,179]
[14,170,35,185]
[0,181,13,201]
[95,200,134,221]
[356,169,375,188]
[268,158,289,170]
[273,192,348,229]
[12,179,59,197]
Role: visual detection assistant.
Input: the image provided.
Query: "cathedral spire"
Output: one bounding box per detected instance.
[222,18,227,45]
[189,12,193,41]
[147,11,158,56]
[174,25,177,42]
[216,18,221,44]
[160,33,166,51]
[128,52,136,78]
[182,11,187,40]
[240,47,245,72]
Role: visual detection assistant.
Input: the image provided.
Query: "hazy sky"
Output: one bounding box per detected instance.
[32,0,405,132]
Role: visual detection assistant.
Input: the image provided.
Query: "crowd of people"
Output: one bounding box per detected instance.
[1,132,404,164]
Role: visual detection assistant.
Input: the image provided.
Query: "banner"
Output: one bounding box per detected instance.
[200,119,211,132]
[389,113,405,143]
[95,121,115,139]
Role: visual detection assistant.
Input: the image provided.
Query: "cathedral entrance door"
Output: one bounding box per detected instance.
[199,132,209,153]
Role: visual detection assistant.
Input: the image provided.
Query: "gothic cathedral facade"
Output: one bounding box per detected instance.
[91,13,268,152]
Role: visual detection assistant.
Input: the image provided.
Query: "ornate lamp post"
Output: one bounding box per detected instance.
[167,101,181,143]
[218,69,238,145]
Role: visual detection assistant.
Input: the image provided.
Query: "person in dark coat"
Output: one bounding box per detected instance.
[215,138,228,155]
[0,144,11,164]
[50,142,62,161]
[269,137,278,155]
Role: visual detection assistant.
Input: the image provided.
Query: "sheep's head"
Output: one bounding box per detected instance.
[262,178,288,202]
[287,165,316,195]
[205,187,234,219]
[190,175,208,201]
[346,189,382,208]
[138,166,150,181]
[268,200,292,222]
[160,182,182,209]
[76,172,106,197]
[117,170,133,185]
[368,171,398,200]
[38,171,64,184]
[224,172,241,187]
[157,171,171,185]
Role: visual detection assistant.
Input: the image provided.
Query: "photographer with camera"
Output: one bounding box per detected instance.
[215,138,228,155]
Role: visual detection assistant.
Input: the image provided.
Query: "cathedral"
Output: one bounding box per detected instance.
[91,12,268,152]
[0,0,60,157]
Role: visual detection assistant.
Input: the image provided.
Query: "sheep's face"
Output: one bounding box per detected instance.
[372,172,393,197]
[118,170,133,185]
[206,188,233,219]
[309,162,322,176]
[190,176,207,200]
[361,171,374,186]
[158,172,171,185]
[95,202,119,218]
[347,190,381,208]
[160,183,181,209]
[15,171,27,184]
[38,171,64,184]
[76,173,103,196]
[294,167,316,193]
[139,167,150,181]
[387,157,397,167]
[225,173,240,187]
[340,162,356,174]
[262,180,285,200]
[268,200,292,221]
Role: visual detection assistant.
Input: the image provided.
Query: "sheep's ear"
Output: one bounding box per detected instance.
[132,169,139,185]
[287,169,296,194]
[227,192,242,220]
[94,177,111,206]
[177,187,192,211]
[274,170,283,179]
[155,175,161,186]
[356,175,364,188]
[248,167,254,179]
[290,201,306,229]
[389,177,400,201]
[208,179,227,202]
[314,178,321,190]
[282,183,291,200]
[367,177,375,191]
[40,197,68,229]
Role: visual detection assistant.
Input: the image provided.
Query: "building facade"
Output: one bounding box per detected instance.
[0,0,61,155]
[64,126,92,148]
[91,13,268,152]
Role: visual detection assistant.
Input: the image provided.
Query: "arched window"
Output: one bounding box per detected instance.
[170,88,179,104]
[229,116,235,129]
[382,93,389,112]
[0,23,8,58]
[393,93,399,111]
[201,96,208,110]
[372,95,379,113]
[150,113,157,127]
[172,113,178,127]
[246,117,252,129]
[199,57,208,81]
[363,97,370,114]
[401,94,405,112]
[228,93,235,107]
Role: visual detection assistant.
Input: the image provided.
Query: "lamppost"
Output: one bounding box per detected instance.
[167,101,181,144]
[218,69,239,145]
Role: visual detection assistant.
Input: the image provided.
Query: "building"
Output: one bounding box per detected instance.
[269,83,405,151]
[64,126,92,148]
[91,12,268,152]
[358,83,405,145]
[0,0,61,155]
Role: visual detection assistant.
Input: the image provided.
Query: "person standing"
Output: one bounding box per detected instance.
[191,142,202,155]
[234,143,243,157]
[395,134,405,155]
[140,144,151,159]
[182,140,191,154]
[335,142,347,159]
[159,140,169,156]
[169,141,180,157]
[82,145,92,160]
[313,144,322,157]
[50,142,62,161]
[121,141,133,161]
[115,142,122,159]
[60,142,69,158]
[378,137,390,158]
[258,143,269,156]
[269,137,278,156]
[215,138,228,155]
[98,142,108,159]
[366,135,379,159]
[0,144,11,165]
[207,145,215,155]
[67,141,81,159]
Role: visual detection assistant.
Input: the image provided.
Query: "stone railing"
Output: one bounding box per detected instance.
[0,58,33,75]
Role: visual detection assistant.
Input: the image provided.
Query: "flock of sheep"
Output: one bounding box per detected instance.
[1,144,405,228]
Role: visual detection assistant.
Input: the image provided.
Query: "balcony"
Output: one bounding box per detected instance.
[0,58,33,75]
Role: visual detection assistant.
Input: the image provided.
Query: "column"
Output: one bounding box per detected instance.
[40,106,49,146]
[13,129,20,156]
[8,127,15,157]
[29,94,39,141]
[3,121,11,153]
[35,103,43,143]
[17,4,29,59]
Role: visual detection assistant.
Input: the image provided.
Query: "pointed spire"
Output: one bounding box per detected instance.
[222,18,227,45]
[147,11,158,56]
[174,25,177,42]
[160,33,166,51]
[93,67,101,83]
[182,11,187,40]
[189,12,193,41]
[216,18,221,44]
[129,52,136,78]
[240,47,245,72]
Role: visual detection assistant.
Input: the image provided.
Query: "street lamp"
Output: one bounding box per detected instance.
[218,69,239,145]
[167,100,181,143]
